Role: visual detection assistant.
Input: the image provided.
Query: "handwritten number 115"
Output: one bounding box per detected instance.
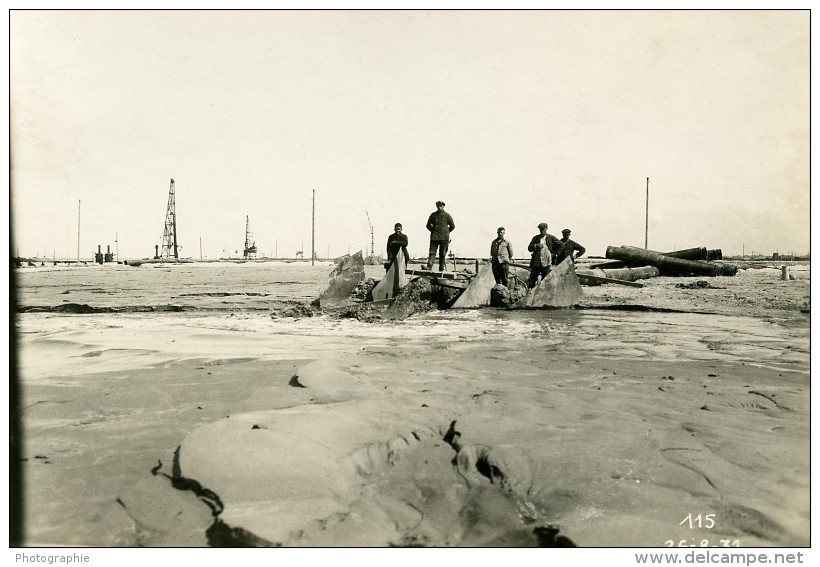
[679,514,716,529]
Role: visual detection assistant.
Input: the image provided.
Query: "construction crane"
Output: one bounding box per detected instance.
[365,211,374,256]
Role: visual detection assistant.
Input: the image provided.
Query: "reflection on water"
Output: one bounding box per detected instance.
[14,261,343,311]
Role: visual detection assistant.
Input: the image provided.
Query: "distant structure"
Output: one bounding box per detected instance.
[156,178,179,259]
[366,211,374,256]
[95,244,115,264]
[243,215,258,259]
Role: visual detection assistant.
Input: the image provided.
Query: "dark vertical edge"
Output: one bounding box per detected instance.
[9,163,25,545]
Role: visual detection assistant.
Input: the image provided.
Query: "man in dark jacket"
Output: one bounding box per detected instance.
[385,223,409,270]
[555,228,586,264]
[527,222,564,287]
[425,201,455,271]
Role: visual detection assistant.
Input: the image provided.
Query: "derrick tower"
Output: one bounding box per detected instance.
[159,178,179,259]
[243,215,257,259]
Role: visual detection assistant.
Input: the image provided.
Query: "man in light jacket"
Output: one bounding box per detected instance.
[490,227,514,286]
[527,222,564,287]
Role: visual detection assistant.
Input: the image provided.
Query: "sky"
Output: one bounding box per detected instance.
[9,9,810,260]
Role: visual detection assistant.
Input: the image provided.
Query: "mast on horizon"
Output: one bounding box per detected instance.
[366,211,374,257]
[159,178,179,259]
[243,215,257,259]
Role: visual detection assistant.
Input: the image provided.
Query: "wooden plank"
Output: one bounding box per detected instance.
[405,269,469,280]
[433,279,469,290]
[367,298,395,306]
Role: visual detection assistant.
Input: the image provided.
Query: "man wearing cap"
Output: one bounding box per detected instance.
[425,201,455,271]
[490,227,514,286]
[555,228,586,265]
[385,223,409,270]
[527,222,564,287]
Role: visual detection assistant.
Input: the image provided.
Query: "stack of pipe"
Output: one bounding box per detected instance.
[605,246,737,276]
[592,247,723,270]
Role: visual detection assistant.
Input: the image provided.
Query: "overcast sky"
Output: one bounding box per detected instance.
[9,9,810,260]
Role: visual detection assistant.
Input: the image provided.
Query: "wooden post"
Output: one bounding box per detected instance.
[311,190,315,266]
[77,199,81,261]
[645,177,649,249]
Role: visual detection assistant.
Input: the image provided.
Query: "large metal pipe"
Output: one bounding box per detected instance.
[662,248,721,261]
[593,247,713,269]
[606,246,736,276]
[663,247,707,260]
[577,266,660,282]
[597,247,722,266]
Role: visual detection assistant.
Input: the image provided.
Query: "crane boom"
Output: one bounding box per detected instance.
[365,211,374,256]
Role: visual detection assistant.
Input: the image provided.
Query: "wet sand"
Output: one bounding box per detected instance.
[16,265,810,547]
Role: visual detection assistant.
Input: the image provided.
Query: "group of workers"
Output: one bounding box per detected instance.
[385,200,585,289]
[491,222,586,288]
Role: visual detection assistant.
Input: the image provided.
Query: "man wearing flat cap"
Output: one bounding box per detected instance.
[425,201,455,271]
[527,222,564,287]
[555,228,586,265]
[385,222,409,270]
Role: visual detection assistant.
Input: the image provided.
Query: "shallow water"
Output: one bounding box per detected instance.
[14,261,342,312]
[14,262,809,378]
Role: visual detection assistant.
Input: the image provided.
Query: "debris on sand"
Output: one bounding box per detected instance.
[675,280,725,289]
[350,278,377,301]
[271,302,318,319]
[317,252,365,307]
[382,277,437,319]
[490,284,526,307]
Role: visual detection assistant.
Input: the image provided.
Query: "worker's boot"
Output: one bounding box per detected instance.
[426,254,436,271]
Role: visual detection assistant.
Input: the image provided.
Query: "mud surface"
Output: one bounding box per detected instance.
[15,263,810,547]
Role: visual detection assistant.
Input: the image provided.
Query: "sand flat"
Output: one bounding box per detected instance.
[15,265,810,547]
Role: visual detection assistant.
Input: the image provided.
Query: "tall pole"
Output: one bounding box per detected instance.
[115,232,119,262]
[311,189,315,266]
[644,177,649,249]
[200,237,203,260]
[77,199,81,261]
